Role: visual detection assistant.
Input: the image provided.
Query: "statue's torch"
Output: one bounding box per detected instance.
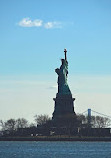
[64,48,67,61]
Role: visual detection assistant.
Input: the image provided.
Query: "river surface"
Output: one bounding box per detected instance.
[0,141,111,158]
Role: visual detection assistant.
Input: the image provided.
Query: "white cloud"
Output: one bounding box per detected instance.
[18,18,43,27]
[48,85,57,89]
[18,18,62,29]
[44,22,62,29]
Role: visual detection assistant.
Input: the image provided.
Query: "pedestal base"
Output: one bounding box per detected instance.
[52,94,77,127]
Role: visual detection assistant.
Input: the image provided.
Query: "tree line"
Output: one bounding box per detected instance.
[77,114,111,128]
[0,115,50,132]
[0,114,110,133]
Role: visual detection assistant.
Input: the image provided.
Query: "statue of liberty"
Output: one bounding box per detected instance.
[55,49,71,95]
[52,48,76,125]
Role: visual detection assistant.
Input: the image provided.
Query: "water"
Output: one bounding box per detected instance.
[0,141,111,158]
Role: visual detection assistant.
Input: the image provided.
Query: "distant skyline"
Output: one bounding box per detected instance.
[0,0,111,122]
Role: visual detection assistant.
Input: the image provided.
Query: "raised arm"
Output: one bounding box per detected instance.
[64,48,67,61]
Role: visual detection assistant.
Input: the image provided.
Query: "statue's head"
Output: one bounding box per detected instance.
[61,59,65,65]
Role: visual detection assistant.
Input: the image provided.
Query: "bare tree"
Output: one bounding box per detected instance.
[4,119,16,131]
[77,114,111,128]
[34,114,51,126]
[0,118,29,132]
[103,117,111,127]
[0,120,5,131]
[77,114,86,124]
[34,114,38,127]
[16,118,29,128]
[93,116,111,128]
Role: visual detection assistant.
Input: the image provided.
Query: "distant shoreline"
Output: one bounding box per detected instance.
[0,136,111,141]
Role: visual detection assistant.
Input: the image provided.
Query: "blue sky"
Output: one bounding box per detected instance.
[0,0,111,123]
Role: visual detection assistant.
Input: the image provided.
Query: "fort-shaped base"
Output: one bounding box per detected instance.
[52,94,77,127]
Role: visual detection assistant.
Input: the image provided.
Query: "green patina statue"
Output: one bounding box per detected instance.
[55,49,71,95]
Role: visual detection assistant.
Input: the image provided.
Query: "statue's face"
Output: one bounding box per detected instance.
[61,59,65,65]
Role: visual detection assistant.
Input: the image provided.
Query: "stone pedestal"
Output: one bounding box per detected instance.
[52,93,77,127]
